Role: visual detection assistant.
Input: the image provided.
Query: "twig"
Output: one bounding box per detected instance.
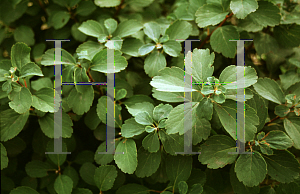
[87,68,103,95]
[198,12,234,49]
[16,81,24,87]
[264,116,280,126]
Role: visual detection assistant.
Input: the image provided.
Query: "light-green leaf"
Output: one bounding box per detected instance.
[8,87,32,114]
[19,62,43,78]
[76,41,105,61]
[284,117,300,149]
[114,139,137,174]
[165,20,192,41]
[135,111,153,125]
[144,22,161,42]
[113,19,143,38]
[195,4,228,28]
[11,42,31,70]
[144,51,167,77]
[121,118,145,138]
[78,20,107,38]
[210,25,240,58]
[94,165,118,191]
[1,143,8,170]
[41,48,76,66]
[163,40,182,57]
[54,174,73,194]
[235,151,267,187]
[32,88,60,113]
[253,78,285,104]
[230,0,258,19]
[263,130,293,150]
[104,18,118,35]
[125,101,154,117]
[94,0,121,7]
[121,38,143,57]
[135,147,161,178]
[198,135,238,169]
[38,111,73,138]
[153,104,173,123]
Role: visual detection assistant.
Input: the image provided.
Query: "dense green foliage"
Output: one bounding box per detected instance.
[1,0,300,193]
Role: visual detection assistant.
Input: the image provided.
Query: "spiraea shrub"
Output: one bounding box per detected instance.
[1,0,300,193]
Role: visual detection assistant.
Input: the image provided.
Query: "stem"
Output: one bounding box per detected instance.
[16,81,24,87]
[87,68,103,95]
[24,79,27,88]
[198,12,234,49]
[264,116,280,126]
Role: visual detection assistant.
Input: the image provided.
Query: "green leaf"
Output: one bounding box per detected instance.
[10,186,40,194]
[192,118,211,145]
[113,19,143,38]
[54,174,73,194]
[94,0,121,7]
[67,86,94,115]
[41,48,76,66]
[229,165,260,194]
[195,4,229,28]
[94,165,118,191]
[46,140,68,166]
[142,131,160,152]
[14,25,35,46]
[121,38,143,57]
[178,181,188,194]
[219,65,258,89]
[73,66,89,93]
[121,118,145,138]
[259,143,273,155]
[25,160,54,178]
[273,24,300,48]
[8,87,32,114]
[235,151,267,187]
[94,140,121,165]
[284,117,300,149]
[1,143,8,170]
[104,18,118,35]
[19,62,43,78]
[143,22,161,42]
[72,188,93,194]
[165,20,192,40]
[116,183,149,194]
[135,147,161,178]
[78,20,107,38]
[125,101,154,117]
[253,78,285,104]
[138,43,156,56]
[191,48,215,83]
[11,42,31,70]
[32,88,60,113]
[91,49,127,73]
[135,111,153,125]
[214,100,259,141]
[254,32,279,56]
[71,23,87,42]
[158,128,184,155]
[198,135,238,169]
[196,98,213,120]
[275,104,290,117]
[50,11,70,30]
[230,0,258,19]
[210,25,240,58]
[114,139,137,174]
[165,102,199,135]
[163,40,181,57]
[76,1,96,16]
[79,162,96,185]
[96,96,122,128]
[144,51,167,77]
[0,109,29,142]
[189,184,204,194]
[263,150,300,183]
[38,111,73,138]
[84,106,101,130]
[76,41,105,61]
[153,104,173,123]
[150,67,197,92]
[166,155,192,191]
[63,166,79,187]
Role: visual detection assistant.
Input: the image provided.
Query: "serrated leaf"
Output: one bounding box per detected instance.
[142,131,160,152]
[121,38,144,57]
[235,151,267,187]
[95,140,121,165]
[230,0,258,19]
[125,101,154,117]
[259,143,273,155]
[144,51,167,77]
[25,160,54,178]
[54,174,73,194]
[214,100,259,141]
[144,22,160,42]
[46,140,68,166]
[135,111,153,125]
[11,42,31,70]
[104,18,118,35]
[263,150,300,183]
[94,165,118,191]
[113,19,143,38]
[67,86,94,115]
[158,128,184,155]
[19,62,43,78]
[97,96,122,128]
[1,143,8,170]
[74,66,89,93]
[165,20,192,40]
[32,88,60,113]
[76,41,105,61]
[78,20,107,38]
[41,48,76,66]
[121,118,145,138]
[38,111,73,138]
[8,87,32,114]
[135,147,161,178]
[163,40,181,57]
[196,97,213,120]
[253,78,285,104]
[91,49,127,73]
[195,4,229,28]
[198,135,238,169]
[153,104,173,123]
[284,117,300,149]
[192,118,211,145]
[210,25,240,58]
[114,139,137,174]
[0,109,29,142]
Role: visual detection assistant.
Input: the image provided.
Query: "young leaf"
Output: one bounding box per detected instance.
[74,66,89,94]
[54,174,73,194]
[144,51,167,77]
[263,150,300,183]
[253,78,285,104]
[153,104,173,123]
[163,40,181,57]
[8,87,32,114]
[178,181,188,194]
[135,111,153,125]
[198,135,238,169]
[104,18,118,35]
[143,22,161,42]
[121,38,144,57]
[0,109,29,141]
[230,0,258,19]
[235,151,267,187]
[94,165,118,191]
[135,147,161,178]
[114,139,137,174]
[11,42,31,70]
[142,131,160,153]
[196,97,213,120]
[76,41,105,61]
[121,118,145,138]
